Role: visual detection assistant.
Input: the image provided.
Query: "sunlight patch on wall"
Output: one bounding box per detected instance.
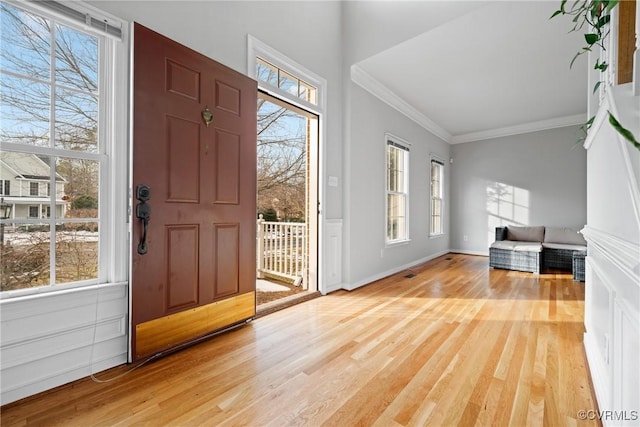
[486,182,530,246]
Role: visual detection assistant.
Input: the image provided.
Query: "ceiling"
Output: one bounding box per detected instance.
[353,1,589,143]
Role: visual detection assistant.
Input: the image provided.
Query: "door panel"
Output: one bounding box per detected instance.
[166,224,199,309]
[167,116,201,202]
[214,223,240,298]
[166,59,201,101]
[132,23,256,361]
[215,80,241,114]
[214,130,241,204]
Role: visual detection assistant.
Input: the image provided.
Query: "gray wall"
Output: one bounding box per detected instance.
[91,0,344,220]
[344,84,450,288]
[450,126,587,254]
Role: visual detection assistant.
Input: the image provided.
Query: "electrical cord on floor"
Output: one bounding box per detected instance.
[88,286,163,383]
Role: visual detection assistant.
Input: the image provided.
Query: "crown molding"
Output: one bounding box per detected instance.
[351,64,589,145]
[451,113,587,144]
[350,65,452,143]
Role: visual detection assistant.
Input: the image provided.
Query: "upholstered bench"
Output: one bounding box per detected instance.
[489,226,544,273]
[490,225,587,279]
[572,251,586,282]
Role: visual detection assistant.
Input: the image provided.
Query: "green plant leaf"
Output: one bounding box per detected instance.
[590,1,602,18]
[570,51,585,68]
[584,33,600,44]
[606,0,620,12]
[593,81,602,94]
[608,112,640,150]
[560,0,568,12]
[550,9,563,19]
[597,14,611,28]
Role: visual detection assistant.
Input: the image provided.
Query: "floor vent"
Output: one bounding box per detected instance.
[445,257,453,260]
[405,273,416,278]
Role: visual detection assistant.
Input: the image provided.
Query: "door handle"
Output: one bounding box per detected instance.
[136,184,151,255]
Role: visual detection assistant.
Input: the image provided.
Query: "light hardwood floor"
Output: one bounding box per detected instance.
[1,254,600,426]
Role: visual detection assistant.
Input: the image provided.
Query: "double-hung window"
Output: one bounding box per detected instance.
[430,157,445,236]
[0,1,125,294]
[386,136,410,243]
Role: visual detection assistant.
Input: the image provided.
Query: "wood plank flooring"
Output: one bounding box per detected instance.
[0,254,600,426]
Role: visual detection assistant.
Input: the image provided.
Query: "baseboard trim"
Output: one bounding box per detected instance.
[344,250,449,291]
[449,249,489,257]
[323,283,344,295]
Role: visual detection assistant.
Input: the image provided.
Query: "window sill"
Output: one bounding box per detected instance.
[0,281,127,302]
[385,238,411,248]
[429,233,446,239]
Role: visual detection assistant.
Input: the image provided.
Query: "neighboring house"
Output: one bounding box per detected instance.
[0,151,67,220]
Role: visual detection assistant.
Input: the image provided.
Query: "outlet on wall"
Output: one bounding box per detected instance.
[380,249,384,258]
[463,235,468,242]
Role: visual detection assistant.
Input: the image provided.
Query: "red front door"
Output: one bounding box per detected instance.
[131,23,257,361]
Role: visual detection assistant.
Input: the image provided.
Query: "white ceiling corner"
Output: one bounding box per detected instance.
[351,64,452,142]
[352,1,589,144]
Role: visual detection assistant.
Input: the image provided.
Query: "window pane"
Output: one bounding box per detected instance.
[55,23,98,92]
[387,193,406,241]
[0,152,52,220]
[1,223,51,291]
[55,89,98,152]
[0,75,51,147]
[395,167,404,192]
[299,80,317,105]
[278,70,298,96]
[0,3,51,80]
[56,157,99,218]
[55,222,98,284]
[256,58,278,87]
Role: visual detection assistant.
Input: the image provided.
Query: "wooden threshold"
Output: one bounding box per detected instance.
[0,254,601,426]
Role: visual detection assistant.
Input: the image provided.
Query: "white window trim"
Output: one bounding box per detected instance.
[247,35,326,116]
[385,133,411,246]
[429,154,445,238]
[0,1,129,300]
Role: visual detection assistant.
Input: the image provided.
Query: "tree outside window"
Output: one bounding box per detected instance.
[1,2,103,291]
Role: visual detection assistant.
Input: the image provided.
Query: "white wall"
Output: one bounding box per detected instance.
[449,126,587,255]
[343,84,450,289]
[582,85,640,425]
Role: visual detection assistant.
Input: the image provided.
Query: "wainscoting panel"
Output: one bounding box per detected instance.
[324,219,343,294]
[0,282,128,405]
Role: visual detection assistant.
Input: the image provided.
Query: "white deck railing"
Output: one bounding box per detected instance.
[257,215,307,288]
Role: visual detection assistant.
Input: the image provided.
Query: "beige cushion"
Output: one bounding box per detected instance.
[542,242,587,251]
[506,226,545,242]
[491,240,543,252]
[543,226,587,246]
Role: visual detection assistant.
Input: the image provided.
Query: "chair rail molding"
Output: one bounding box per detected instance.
[581,226,640,286]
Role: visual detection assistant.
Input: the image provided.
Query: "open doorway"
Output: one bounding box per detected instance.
[256,90,318,308]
